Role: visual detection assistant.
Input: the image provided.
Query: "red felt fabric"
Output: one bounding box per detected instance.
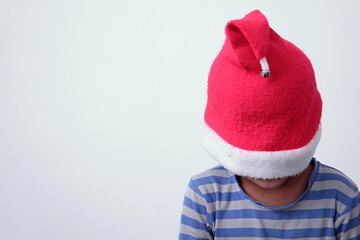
[204,10,322,151]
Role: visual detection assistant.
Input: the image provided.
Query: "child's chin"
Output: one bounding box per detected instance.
[248,177,289,190]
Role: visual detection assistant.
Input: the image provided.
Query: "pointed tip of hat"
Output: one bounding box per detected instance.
[244,9,267,19]
[225,9,270,62]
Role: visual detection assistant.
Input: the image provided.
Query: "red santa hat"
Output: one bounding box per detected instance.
[203,10,322,179]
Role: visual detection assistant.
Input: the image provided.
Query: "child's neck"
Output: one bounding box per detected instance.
[237,162,314,207]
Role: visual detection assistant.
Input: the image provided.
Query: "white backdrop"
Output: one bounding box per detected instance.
[1,1,360,239]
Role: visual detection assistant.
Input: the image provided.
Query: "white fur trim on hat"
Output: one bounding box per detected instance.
[203,123,322,179]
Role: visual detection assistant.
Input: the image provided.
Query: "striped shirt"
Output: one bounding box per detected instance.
[179,160,360,239]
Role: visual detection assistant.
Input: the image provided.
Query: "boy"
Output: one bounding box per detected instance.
[179,10,360,239]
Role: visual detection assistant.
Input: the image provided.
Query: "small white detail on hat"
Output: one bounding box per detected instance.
[260,57,270,77]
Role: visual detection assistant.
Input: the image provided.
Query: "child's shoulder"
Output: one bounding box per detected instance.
[188,165,236,193]
[316,161,359,196]
[191,165,232,181]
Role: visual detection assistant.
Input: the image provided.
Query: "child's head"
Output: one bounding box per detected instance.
[203,10,322,180]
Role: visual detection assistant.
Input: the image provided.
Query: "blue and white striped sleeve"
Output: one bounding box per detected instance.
[335,191,360,240]
[179,178,214,240]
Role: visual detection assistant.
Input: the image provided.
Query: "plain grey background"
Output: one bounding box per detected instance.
[1,0,360,239]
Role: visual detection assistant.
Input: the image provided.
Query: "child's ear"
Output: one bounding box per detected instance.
[225,10,270,69]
